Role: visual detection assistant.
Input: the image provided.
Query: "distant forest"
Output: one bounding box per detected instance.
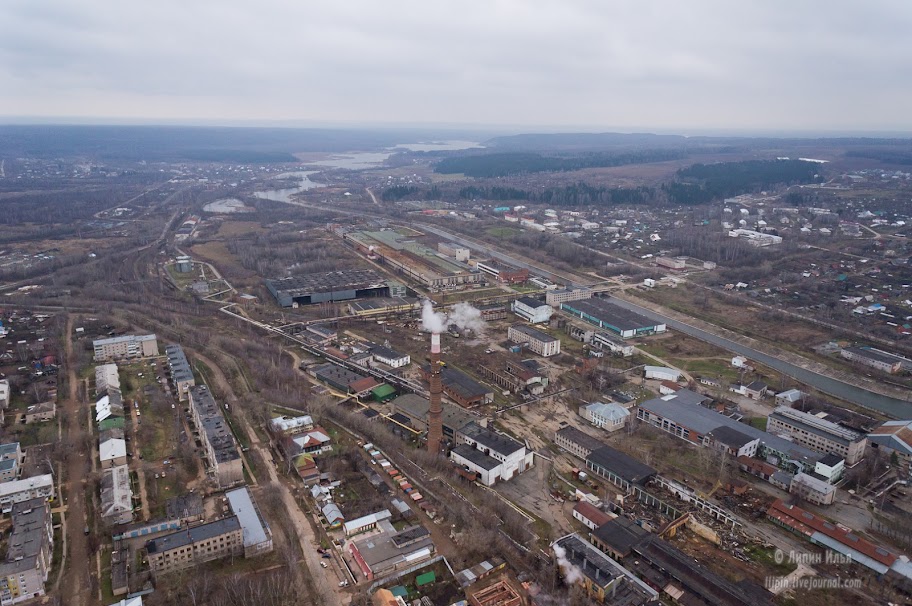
[392,159,821,207]
[434,150,684,178]
[666,159,822,205]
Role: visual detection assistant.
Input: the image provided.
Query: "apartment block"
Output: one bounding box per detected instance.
[145,516,244,574]
[0,444,23,484]
[93,334,159,362]
[188,386,243,487]
[0,498,53,605]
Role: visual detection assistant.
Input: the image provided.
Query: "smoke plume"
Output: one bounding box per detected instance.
[553,544,584,584]
[447,302,486,333]
[420,300,486,334]
[421,299,448,334]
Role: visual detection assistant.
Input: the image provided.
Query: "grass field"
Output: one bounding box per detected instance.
[485,226,521,238]
[217,220,268,238]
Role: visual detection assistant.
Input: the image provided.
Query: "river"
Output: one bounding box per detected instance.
[253,171,324,203]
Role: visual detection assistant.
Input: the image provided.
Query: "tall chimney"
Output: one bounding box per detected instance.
[427,332,443,453]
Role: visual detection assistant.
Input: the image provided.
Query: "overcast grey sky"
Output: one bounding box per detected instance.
[2,1,910,132]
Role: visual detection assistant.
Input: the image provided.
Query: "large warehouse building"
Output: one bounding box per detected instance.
[560,298,666,339]
[266,269,390,307]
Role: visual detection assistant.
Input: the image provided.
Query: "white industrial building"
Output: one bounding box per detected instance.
[511,297,553,324]
[507,324,561,357]
[370,345,411,368]
[728,229,782,247]
[644,366,681,382]
[451,423,533,486]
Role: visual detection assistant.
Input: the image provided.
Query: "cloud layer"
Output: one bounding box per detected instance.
[2,1,910,131]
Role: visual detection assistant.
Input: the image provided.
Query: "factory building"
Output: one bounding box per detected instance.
[561,298,666,339]
[266,269,390,307]
[767,406,867,465]
[453,422,533,485]
[840,346,906,374]
[507,324,561,357]
[546,287,592,306]
[510,297,553,324]
[636,390,828,476]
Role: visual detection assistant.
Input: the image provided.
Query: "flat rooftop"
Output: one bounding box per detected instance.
[561,298,660,330]
[554,534,657,605]
[769,406,865,445]
[147,516,241,554]
[267,269,385,296]
[586,445,656,484]
[390,393,477,433]
[555,426,606,453]
[509,324,558,343]
[461,422,525,457]
[226,487,270,548]
[844,346,905,365]
[452,443,501,471]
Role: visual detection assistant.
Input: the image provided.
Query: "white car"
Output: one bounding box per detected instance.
[320,561,328,568]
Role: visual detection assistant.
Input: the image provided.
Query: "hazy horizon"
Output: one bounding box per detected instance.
[2,117,912,141]
[3,2,911,133]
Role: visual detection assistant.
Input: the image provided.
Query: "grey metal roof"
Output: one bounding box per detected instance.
[844,346,904,366]
[640,391,822,465]
[561,298,660,331]
[590,517,652,556]
[390,393,477,434]
[226,487,270,548]
[424,366,491,399]
[586,445,656,484]
[460,422,524,457]
[452,443,501,471]
[266,269,385,297]
[769,406,865,446]
[709,426,756,449]
[555,426,605,453]
[554,533,658,603]
[371,345,407,361]
[509,324,558,343]
[146,516,241,554]
[516,296,547,309]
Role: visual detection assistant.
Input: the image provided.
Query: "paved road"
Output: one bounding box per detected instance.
[609,298,912,418]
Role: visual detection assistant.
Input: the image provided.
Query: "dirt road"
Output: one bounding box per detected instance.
[59,314,93,606]
[189,348,344,605]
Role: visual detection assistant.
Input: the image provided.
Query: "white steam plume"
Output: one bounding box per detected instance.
[553,544,584,584]
[421,300,486,334]
[447,302,486,333]
[421,299,447,334]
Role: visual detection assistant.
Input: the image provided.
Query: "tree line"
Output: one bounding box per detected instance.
[434,149,686,177]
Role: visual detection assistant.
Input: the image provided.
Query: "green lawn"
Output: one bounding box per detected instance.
[485,227,521,238]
